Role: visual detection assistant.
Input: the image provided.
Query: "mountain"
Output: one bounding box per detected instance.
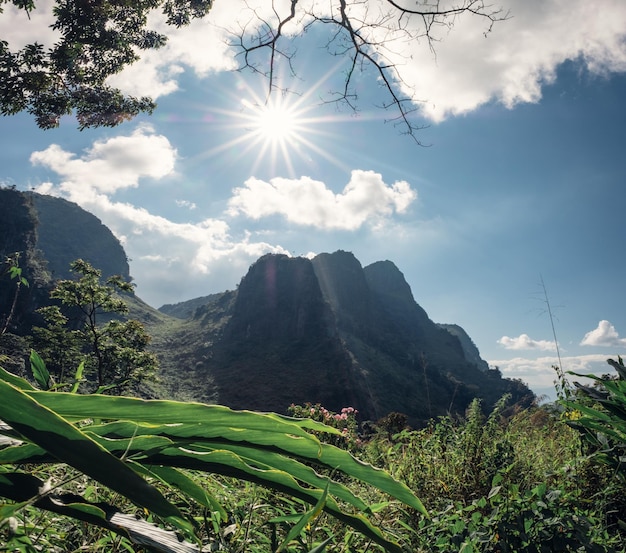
[0,190,533,424]
[439,323,491,372]
[30,193,130,282]
[157,252,533,425]
[0,188,132,334]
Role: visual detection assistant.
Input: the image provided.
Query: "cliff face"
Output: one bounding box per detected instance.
[0,189,50,334]
[206,254,367,414]
[0,189,132,334]
[183,251,532,425]
[439,323,491,372]
[31,193,129,281]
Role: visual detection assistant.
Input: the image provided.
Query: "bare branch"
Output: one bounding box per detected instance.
[232,0,508,143]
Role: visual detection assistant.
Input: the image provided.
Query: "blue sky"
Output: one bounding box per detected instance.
[2,0,626,398]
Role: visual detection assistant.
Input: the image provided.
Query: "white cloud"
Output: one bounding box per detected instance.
[227,170,417,230]
[31,183,288,305]
[30,125,177,197]
[108,0,626,121]
[0,0,58,50]
[488,353,626,399]
[28,126,290,305]
[107,2,244,97]
[497,333,556,351]
[580,320,626,347]
[372,0,626,121]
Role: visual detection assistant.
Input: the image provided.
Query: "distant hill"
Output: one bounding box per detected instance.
[0,189,533,424]
[438,323,490,372]
[31,193,130,281]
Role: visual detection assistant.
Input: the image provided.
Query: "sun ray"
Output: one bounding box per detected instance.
[188,58,385,177]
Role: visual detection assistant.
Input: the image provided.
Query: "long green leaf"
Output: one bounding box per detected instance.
[70,361,85,393]
[29,350,50,390]
[25,391,338,437]
[0,366,35,391]
[79,431,369,512]
[0,471,199,553]
[0,380,190,535]
[132,463,227,519]
[82,417,426,516]
[144,446,404,552]
[277,481,329,552]
[0,370,423,552]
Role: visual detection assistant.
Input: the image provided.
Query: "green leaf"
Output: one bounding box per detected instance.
[277,481,329,552]
[30,350,50,390]
[0,375,425,553]
[0,499,29,518]
[0,367,35,391]
[0,471,200,553]
[307,537,333,553]
[0,379,192,537]
[133,463,227,519]
[70,361,85,393]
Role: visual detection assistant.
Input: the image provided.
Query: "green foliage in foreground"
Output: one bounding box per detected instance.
[565,356,626,479]
[358,387,626,552]
[0,365,425,553]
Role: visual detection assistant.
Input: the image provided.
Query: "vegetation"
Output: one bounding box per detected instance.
[0,0,213,129]
[1,367,625,552]
[32,259,158,394]
[1,258,624,552]
[0,363,426,553]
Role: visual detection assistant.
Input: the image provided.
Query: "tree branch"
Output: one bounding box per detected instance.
[234,0,508,143]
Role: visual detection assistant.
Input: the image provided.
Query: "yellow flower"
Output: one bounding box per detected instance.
[564,409,582,421]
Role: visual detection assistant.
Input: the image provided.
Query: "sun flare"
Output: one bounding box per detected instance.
[242,98,301,145]
[201,82,348,177]
[257,104,298,141]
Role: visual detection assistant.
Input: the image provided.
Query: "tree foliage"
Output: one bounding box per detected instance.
[0,0,213,129]
[32,259,158,393]
[1,0,505,138]
[565,357,626,480]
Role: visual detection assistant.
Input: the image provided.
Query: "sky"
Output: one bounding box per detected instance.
[1,0,626,399]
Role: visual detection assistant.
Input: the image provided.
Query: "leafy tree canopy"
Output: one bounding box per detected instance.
[0,0,213,129]
[33,259,158,393]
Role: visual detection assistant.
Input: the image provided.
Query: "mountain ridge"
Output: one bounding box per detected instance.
[158,251,532,424]
[0,190,533,424]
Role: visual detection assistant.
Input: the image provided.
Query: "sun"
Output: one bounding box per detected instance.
[232,94,326,175]
[199,81,349,177]
[253,101,299,142]
[242,97,302,145]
